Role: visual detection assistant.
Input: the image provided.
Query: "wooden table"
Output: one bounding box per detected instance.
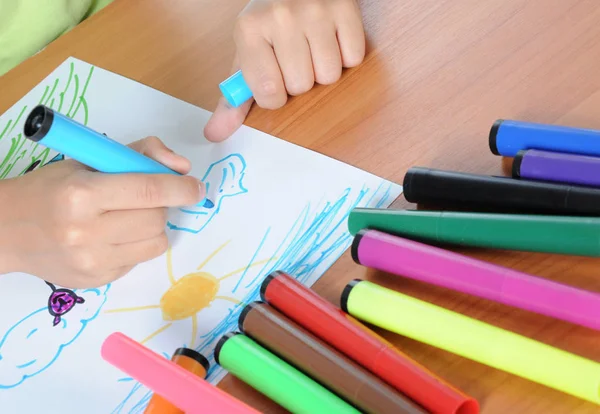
[2,0,600,412]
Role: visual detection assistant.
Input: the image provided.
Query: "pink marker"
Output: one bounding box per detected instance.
[101,332,259,414]
[352,229,600,331]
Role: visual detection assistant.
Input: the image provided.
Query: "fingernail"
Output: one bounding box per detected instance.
[195,180,207,206]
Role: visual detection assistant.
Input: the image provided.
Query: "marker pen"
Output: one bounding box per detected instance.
[260,271,479,414]
[347,208,600,257]
[490,119,600,157]
[214,332,361,414]
[101,332,259,414]
[23,105,178,174]
[144,348,210,414]
[513,149,600,188]
[219,71,252,108]
[341,280,600,405]
[238,301,427,414]
[352,229,600,331]
[403,166,600,215]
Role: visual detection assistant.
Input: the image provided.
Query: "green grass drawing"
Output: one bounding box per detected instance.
[0,61,95,179]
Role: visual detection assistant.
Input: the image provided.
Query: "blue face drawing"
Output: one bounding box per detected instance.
[167,153,247,234]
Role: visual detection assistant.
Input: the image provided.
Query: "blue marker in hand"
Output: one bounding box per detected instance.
[219,70,252,108]
[23,105,178,175]
[23,105,212,207]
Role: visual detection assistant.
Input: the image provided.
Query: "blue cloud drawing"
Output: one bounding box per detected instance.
[0,285,109,388]
[167,153,247,234]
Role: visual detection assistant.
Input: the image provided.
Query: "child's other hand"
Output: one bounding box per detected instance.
[0,137,204,288]
[204,0,365,142]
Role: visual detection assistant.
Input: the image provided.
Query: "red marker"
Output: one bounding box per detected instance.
[101,332,259,414]
[260,271,479,414]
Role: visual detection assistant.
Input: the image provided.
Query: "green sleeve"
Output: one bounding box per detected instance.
[0,0,114,76]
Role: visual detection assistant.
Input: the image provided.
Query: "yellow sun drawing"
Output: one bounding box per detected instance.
[104,240,273,347]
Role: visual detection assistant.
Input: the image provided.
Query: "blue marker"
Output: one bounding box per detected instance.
[23,105,213,208]
[219,70,252,108]
[23,105,177,175]
[489,119,600,157]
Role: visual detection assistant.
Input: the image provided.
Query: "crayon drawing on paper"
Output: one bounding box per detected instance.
[0,57,402,413]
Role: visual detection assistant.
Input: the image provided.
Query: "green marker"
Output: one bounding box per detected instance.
[214,333,360,414]
[340,280,600,405]
[348,208,600,257]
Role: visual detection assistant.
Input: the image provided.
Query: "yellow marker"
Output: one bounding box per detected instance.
[341,279,600,405]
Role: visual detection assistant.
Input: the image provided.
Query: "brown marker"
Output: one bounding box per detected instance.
[144,348,210,413]
[239,301,427,414]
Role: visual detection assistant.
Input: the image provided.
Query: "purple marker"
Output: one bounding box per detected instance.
[513,149,600,187]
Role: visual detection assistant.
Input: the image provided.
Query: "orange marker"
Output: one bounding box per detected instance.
[144,348,209,413]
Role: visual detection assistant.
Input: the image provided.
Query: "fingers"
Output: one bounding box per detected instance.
[110,233,169,268]
[234,18,287,110]
[332,0,366,67]
[128,136,192,174]
[92,173,205,211]
[204,58,255,142]
[204,95,254,142]
[305,22,342,85]
[99,208,168,244]
[206,0,366,142]
[272,26,314,95]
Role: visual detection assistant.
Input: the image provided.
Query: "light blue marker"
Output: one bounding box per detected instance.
[219,70,252,108]
[23,105,177,174]
[23,105,208,206]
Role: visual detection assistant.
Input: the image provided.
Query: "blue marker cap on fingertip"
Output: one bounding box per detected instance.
[219,70,252,108]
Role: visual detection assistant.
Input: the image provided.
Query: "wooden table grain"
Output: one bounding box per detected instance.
[2,0,600,412]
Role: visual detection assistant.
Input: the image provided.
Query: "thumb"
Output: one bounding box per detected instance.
[204,58,254,142]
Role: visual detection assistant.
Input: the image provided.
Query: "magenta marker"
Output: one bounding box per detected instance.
[351,229,600,331]
[513,149,600,187]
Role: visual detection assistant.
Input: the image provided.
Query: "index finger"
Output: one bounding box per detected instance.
[91,173,204,211]
[234,21,287,109]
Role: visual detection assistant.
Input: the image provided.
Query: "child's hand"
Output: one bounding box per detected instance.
[204,0,365,141]
[0,137,204,288]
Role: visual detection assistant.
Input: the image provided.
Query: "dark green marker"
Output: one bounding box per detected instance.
[348,208,600,257]
[214,333,360,414]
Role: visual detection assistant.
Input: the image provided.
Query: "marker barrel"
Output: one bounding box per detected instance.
[341,280,600,404]
[403,166,600,215]
[348,208,600,257]
[260,271,479,414]
[23,105,177,174]
[214,333,361,414]
[238,301,426,414]
[352,229,600,330]
[513,149,600,187]
[144,348,209,414]
[101,332,258,414]
[490,119,600,157]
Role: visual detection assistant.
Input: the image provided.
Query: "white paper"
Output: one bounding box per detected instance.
[0,57,402,413]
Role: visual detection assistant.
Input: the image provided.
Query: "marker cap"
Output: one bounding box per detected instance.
[214,332,241,365]
[172,347,210,373]
[219,71,252,108]
[340,279,362,313]
[512,150,526,177]
[489,119,503,155]
[24,105,54,142]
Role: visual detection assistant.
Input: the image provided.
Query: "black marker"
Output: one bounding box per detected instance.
[403,167,600,216]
